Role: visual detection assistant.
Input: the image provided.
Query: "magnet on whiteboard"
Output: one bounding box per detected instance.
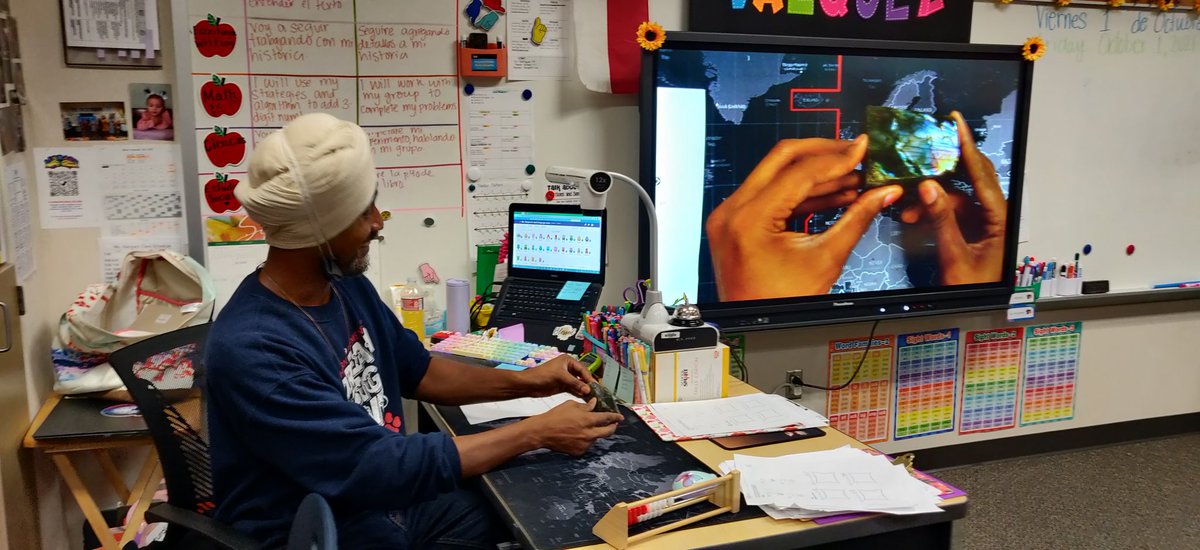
[467,166,482,181]
[525,164,536,175]
[1083,244,1092,255]
[381,210,392,221]
[464,83,475,95]
[521,180,532,191]
[522,89,532,100]
[545,190,556,201]
[468,184,477,192]
[423,217,436,227]
[1126,244,1135,255]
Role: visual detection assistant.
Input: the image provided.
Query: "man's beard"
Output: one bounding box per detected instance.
[344,254,370,276]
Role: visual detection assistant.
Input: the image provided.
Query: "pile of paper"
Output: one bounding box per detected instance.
[645,393,828,439]
[719,446,943,520]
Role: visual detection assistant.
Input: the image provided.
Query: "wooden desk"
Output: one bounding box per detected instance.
[423,378,967,549]
[23,394,199,550]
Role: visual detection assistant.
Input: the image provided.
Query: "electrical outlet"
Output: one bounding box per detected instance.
[782,369,803,400]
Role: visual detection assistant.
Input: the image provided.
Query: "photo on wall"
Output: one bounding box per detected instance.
[61,102,128,141]
[130,83,174,141]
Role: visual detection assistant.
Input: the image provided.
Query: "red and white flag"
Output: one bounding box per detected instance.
[572,0,650,94]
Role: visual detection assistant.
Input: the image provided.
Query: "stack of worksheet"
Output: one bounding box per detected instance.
[632,393,829,441]
[719,446,944,520]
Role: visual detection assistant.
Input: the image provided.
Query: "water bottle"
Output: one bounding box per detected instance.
[399,278,426,342]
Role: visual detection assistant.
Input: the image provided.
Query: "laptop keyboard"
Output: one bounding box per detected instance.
[493,279,599,325]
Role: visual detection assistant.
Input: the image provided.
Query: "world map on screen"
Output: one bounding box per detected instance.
[656,49,1020,301]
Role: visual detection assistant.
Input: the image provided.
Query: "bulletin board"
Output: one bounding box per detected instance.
[175,0,619,310]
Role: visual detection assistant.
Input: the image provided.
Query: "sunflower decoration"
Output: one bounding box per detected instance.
[1156,0,1174,11]
[1054,0,1070,7]
[1106,0,1124,7]
[1023,36,1047,61]
[636,21,666,52]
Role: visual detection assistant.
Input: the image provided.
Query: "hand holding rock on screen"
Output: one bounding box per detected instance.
[902,111,1007,286]
[706,136,903,301]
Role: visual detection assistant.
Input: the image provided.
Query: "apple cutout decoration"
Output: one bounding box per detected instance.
[194,14,236,57]
[205,173,242,213]
[204,126,246,168]
[200,75,242,117]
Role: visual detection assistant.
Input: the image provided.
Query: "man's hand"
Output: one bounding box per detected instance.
[525,399,623,456]
[518,355,593,398]
[706,136,904,301]
[899,111,1007,285]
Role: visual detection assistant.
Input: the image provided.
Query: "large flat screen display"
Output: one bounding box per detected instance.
[641,34,1033,329]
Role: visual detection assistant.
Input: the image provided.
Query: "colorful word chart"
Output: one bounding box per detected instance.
[187,1,464,301]
[1020,322,1082,426]
[959,328,1023,434]
[826,335,895,443]
[894,329,959,440]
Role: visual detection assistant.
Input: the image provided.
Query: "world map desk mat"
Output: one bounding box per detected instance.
[434,405,765,549]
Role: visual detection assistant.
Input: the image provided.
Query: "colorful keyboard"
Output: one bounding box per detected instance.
[431,333,562,368]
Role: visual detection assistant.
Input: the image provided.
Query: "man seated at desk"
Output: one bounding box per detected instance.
[205,113,624,548]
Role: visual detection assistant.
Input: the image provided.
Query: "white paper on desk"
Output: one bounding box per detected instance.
[462,393,583,425]
[731,448,943,516]
[507,0,570,80]
[646,393,828,439]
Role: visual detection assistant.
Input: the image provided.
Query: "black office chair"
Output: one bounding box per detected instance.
[286,493,338,550]
[108,323,260,550]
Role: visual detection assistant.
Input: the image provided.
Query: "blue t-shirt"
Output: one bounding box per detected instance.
[206,272,461,546]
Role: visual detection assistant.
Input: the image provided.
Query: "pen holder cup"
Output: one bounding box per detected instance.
[1058,278,1082,297]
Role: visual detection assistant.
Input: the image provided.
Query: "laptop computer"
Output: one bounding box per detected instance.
[488,203,606,352]
[33,396,148,441]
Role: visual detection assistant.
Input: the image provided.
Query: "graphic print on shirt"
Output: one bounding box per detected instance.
[340,326,401,432]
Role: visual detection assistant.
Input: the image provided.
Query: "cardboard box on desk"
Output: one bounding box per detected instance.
[650,344,729,403]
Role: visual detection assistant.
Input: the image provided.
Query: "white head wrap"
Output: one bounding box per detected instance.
[235,113,376,249]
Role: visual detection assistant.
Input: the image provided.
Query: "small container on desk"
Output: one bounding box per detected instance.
[582,326,727,404]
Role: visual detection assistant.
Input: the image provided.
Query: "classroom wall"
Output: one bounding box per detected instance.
[12,1,178,548]
[10,1,1199,547]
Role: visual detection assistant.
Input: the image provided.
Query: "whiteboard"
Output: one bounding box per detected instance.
[176,0,680,312]
[178,0,1200,315]
[971,3,1200,290]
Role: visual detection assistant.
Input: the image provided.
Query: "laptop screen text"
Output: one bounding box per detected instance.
[511,211,603,275]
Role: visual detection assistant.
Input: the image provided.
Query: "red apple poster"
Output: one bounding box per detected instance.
[187,2,469,306]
